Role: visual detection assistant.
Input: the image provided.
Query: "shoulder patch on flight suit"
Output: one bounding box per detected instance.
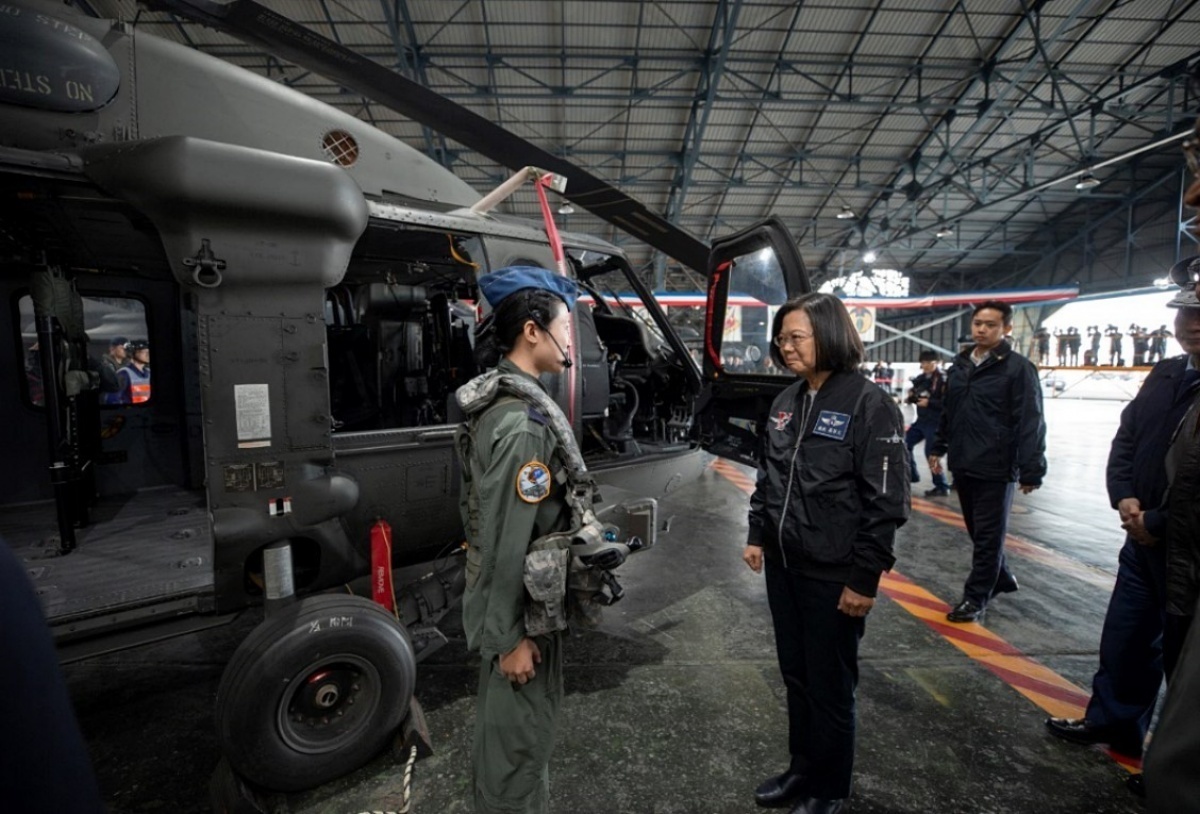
[526,405,549,425]
[516,459,552,503]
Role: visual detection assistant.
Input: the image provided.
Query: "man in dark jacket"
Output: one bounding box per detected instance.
[929,300,1047,623]
[1161,267,1200,665]
[1045,264,1200,763]
[905,350,950,496]
[1146,375,1200,812]
[1132,266,1200,811]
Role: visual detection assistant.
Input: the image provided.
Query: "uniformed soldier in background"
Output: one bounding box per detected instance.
[116,339,151,404]
[455,266,579,814]
[98,335,128,402]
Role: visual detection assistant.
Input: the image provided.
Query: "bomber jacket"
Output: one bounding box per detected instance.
[930,340,1047,485]
[1106,355,1198,540]
[745,370,910,597]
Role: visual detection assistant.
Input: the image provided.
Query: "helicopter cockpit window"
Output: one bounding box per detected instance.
[16,294,150,407]
[580,267,666,344]
[721,247,790,377]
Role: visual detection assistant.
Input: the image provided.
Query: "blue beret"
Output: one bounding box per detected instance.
[477,266,578,311]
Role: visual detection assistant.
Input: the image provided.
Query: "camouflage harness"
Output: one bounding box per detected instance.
[456,369,620,635]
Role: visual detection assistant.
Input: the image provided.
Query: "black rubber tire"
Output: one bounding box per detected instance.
[214,594,416,793]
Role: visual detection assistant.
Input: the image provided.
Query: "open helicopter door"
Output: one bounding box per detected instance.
[697,217,812,467]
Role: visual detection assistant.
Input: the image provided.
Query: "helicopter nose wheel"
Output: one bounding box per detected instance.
[215,595,416,793]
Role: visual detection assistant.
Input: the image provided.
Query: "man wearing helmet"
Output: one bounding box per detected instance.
[115,340,151,405]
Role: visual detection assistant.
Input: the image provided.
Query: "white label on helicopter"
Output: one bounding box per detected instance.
[235,383,272,448]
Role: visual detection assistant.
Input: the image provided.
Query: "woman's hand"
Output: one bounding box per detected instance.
[837,586,874,617]
[743,544,763,573]
[499,637,542,684]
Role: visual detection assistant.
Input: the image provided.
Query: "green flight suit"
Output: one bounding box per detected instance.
[458,359,571,814]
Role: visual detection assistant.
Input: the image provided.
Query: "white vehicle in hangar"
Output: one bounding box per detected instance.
[0,0,810,793]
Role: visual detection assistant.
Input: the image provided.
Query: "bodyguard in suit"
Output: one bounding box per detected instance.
[928,300,1047,623]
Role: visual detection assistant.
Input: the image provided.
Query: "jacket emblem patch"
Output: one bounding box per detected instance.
[770,411,793,431]
[516,460,552,503]
[813,410,851,440]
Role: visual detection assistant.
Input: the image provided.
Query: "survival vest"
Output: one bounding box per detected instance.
[455,369,629,635]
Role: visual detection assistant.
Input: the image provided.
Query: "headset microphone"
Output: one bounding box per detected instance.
[533,315,573,368]
[549,332,573,369]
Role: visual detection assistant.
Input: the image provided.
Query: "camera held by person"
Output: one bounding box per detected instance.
[905,386,932,405]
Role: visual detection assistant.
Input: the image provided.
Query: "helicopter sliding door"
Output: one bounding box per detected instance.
[697,217,812,467]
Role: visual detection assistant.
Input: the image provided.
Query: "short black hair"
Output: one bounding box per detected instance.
[918,350,940,363]
[474,288,566,368]
[972,299,1013,325]
[769,292,864,373]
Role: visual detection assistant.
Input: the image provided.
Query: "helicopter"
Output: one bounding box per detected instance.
[0,0,810,794]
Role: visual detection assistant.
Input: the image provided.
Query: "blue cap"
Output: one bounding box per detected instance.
[110,336,129,347]
[477,266,578,311]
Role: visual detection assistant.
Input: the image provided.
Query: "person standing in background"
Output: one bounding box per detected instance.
[905,351,950,497]
[929,300,1047,623]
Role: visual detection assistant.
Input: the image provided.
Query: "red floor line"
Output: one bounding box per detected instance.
[877,591,950,614]
[981,662,1092,707]
[918,619,1026,656]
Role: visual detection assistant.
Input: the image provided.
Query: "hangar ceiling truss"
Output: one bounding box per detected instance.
[82,0,1200,294]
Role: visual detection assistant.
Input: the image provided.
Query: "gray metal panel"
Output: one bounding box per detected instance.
[80,136,367,288]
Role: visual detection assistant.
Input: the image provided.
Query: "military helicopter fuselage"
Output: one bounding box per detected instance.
[0,0,806,794]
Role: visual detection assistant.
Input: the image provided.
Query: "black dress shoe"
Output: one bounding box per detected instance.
[1126,773,1145,798]
[1044,717,1143,756]
[924,487,950,497]
[755,770,808,808]
[789,797,845,814]
[946,599,985,623]
[992,574,1019,596]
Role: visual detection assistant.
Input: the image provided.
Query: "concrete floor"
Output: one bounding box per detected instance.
[64,398,1150,814]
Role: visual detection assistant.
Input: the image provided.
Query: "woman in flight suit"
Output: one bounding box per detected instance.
[456,266,578,814]
[743,293,910,814]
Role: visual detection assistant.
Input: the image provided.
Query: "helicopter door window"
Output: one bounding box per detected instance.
[16,294,150,407]
[720,248,789,377]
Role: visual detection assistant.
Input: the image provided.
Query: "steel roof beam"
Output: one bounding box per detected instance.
[802,0,989,274]
[881,3,1199,251]
[662,0,744,226]
[702,2,809,243]
[378,0,453,168]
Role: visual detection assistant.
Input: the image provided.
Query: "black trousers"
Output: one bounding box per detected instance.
[1085,539,1166,742]
[765,560,865,799]
[905,420,948,489]
[955,475,1016,606]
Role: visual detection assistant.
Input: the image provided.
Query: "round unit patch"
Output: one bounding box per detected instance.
[516,460,552,504]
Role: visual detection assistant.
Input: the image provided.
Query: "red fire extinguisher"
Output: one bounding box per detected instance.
[370,518,396,616]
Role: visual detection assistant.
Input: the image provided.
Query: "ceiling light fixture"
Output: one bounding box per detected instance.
[836,206,855,220]
[862,250,878,264]
[935,226,954,238]
[558,203,575,215]
[1074,173,1100,190]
